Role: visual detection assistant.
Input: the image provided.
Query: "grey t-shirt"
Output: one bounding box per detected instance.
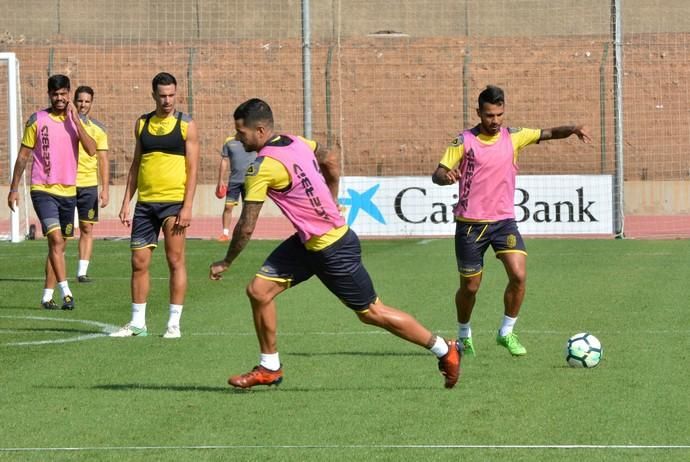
[221,137,257,184]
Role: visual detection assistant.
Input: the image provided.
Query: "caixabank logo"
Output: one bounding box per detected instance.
[338,184,386,226]
[338,176,613,236]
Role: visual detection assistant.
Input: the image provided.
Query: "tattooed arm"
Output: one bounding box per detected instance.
[209,201,263,280]
[539,125,592,143]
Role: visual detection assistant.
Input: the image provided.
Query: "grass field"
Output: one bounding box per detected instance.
[1,238,689,461]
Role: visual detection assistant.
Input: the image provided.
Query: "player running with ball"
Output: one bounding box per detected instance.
[432,85,591,357]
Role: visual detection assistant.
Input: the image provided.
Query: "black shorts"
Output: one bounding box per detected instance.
[30,191,76,238]
[130,202,183,249]
[225,182,245,205]
[257,228,377,311]
[76,186,99,223]
[455,219,527,276]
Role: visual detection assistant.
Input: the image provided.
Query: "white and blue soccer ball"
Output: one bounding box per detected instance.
[565,332,602,368]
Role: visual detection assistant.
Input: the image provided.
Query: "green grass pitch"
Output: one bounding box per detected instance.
[0,238,689,461]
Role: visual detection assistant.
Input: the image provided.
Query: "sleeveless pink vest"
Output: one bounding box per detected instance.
[260,135,345,243]
[31,110,79,186]
[453,126,517,221]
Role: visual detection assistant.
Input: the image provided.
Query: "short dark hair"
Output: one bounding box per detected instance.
[233,98,274,128]
[478,85,505,108]
[47,74,70,92]
[152,72,177,92]
[74,85,94,100]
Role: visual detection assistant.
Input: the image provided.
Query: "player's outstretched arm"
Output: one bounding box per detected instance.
[209,201,263,280]
[540,125,592,144]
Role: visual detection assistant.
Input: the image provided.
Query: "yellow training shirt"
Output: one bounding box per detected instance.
[136,111,191,202]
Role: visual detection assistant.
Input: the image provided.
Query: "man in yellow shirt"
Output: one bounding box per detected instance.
[111,72,199,339]
[73,86,109,283]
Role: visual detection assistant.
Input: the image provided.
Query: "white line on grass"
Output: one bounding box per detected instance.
[0,444,688,452]
[0,315,118,346]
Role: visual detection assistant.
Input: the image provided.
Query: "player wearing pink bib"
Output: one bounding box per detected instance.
[210,98,461,390]
[7,74,97,310]
[432,85,591,357]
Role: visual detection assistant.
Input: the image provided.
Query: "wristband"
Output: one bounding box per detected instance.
[9,189,18,193]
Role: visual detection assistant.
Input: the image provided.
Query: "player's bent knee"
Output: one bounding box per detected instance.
[354,301,382,326]
[245,278,279,305]
[355,310,376,326]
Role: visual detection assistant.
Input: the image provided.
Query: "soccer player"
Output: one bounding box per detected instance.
[431,85,592,357]
[210,98,461,389]
[111,72,199,339]
[73,86,110,283]
[215,135,256,241]
[6,74,97,310]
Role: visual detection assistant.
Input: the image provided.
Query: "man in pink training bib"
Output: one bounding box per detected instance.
[210,98,461,390]
[432,85,591,357]
[7,74,97,310]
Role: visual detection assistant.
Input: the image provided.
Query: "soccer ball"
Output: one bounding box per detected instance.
[565,332,602,368]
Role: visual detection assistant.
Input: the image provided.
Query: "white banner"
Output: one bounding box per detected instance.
[338,175,613,236]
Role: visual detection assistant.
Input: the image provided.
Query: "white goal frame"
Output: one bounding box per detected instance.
[1,52,26,242]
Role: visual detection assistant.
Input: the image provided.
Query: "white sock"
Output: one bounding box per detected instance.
[429,335,450,358]
[131,303,147,328]
[499,315,517,337]
[77,260,89,277]
[458,322,472,339]
[57,280,72,298]
[222,228,230,236]
[42,288,54,303]
[260,352,281,371]
[168,304,183,328]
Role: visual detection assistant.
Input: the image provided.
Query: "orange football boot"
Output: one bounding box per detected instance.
[228,365,283,389]
[437,339,462,389]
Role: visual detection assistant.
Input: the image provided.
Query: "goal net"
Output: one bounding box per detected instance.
[0,1,688,240]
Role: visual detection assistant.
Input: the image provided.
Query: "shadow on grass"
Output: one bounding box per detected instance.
[40,382,436,393]
[94,383,232,393]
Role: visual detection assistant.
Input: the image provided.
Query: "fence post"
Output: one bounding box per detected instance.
[612,0,625,238]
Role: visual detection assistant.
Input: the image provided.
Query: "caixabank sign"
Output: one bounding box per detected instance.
[338,175,613,236]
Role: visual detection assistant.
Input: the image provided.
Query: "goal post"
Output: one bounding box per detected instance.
[0,52,27,243]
